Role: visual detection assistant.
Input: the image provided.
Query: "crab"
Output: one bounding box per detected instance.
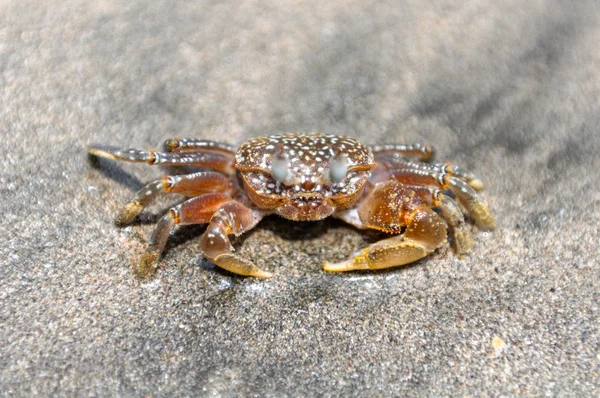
[89,133,495,278]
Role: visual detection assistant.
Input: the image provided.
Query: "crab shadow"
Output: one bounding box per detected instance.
[253,215,335,241]
[88,154,146,191]
[163,215,337,261]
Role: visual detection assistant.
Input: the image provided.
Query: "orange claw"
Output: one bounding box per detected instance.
[199,201,270,278]
[325,181,448,272]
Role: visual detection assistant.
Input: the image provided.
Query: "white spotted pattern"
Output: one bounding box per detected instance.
[235,133,374,199]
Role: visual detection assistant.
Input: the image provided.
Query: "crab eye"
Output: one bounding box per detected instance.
[271,154,290,183]
[329,154,349,183]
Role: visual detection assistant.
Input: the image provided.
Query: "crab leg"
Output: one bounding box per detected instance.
[373,153,483,190]
[370,143,434,161]
[115,171,233,225]
[199,201,272,278]
[405,186,473,254]
[163,137,236,154]
[136,193,232,277]
[385,168,496,230]
[325,181,447,272]
[88,144,235,174]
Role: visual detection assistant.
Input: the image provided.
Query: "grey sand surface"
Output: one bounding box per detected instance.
[1,0,599,395]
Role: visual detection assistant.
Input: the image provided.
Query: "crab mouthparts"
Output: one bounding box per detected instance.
[293,192,323,201]
[276,195,335,221]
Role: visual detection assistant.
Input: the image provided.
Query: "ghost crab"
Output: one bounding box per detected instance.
[89,133,495,278]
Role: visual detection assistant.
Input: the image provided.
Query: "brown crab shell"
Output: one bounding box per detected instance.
[235,133,375,174]
[235,134,375,221]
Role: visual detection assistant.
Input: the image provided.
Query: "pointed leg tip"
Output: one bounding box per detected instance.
[323,251,374,272]
[452,227,474,255]
[253,270,273,279]
[88,146,116,160]
[115,201,144,226]
[135,250,160,278]
[477,218,497,231]
[211,253,273,278]
[87,146,103,156]
[322,261,336,272]
[322,260,351,273]
[468,178,485,191]
[471,203,497,231]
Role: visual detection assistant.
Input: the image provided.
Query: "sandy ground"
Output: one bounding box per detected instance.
[1,0,599,396]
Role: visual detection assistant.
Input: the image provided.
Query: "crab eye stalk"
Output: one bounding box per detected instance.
[329,154,349,183]
[271,154,290,184]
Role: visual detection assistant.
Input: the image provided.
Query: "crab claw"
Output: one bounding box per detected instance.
[209,253,273,279]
